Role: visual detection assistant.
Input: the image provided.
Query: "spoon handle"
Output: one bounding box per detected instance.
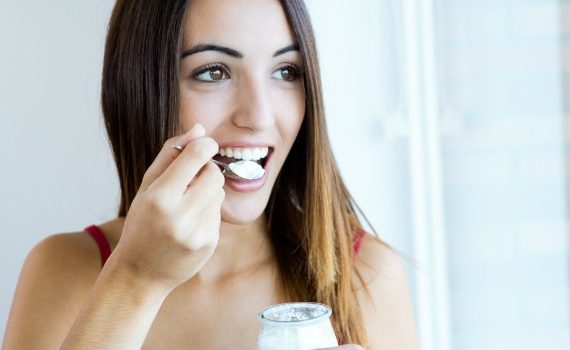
[210,159,228,169]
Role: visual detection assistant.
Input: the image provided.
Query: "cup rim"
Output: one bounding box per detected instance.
[257,302,332,327]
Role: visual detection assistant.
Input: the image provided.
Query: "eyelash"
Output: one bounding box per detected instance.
[192,62,229,83]
[191,63,303,83]
[278,64,303,81]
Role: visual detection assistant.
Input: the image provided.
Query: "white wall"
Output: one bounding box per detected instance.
[438,0,570,348]
[0,0,117,335]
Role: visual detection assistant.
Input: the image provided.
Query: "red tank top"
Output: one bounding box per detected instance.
[84,225,367,267]
[84,225,112,267]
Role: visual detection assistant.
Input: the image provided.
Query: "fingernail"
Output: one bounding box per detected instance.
[194,123,205,136]
[187,123,205,136]
[186,123,206,139]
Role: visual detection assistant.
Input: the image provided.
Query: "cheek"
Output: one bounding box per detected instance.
[275,89,305,141]
[179,90,233,131]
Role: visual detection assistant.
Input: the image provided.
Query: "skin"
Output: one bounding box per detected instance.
[2,0,418,349]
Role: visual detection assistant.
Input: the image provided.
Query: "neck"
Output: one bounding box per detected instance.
[194,214,275,283]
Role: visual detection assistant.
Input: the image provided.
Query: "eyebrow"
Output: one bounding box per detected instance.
[180,43,300,59]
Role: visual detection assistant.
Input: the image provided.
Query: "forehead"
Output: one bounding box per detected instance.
[183,0,296,54]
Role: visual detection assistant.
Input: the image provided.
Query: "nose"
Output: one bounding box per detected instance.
[231,75,275,131]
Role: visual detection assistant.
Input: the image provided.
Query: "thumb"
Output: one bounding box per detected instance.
[139,123,206,193]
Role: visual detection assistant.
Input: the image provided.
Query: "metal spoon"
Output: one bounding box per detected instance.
[171,144,263,181]
[211,159,264,181]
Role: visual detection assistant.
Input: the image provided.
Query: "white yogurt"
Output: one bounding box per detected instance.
[257,303,339,350]
[228,160,265,180]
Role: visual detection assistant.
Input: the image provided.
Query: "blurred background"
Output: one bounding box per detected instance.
[1,0,568,349]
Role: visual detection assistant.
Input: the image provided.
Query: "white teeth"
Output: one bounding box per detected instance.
[242,149,253,160]
[218,146,270,161]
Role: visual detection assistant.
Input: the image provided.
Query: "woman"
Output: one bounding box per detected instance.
[3,0,418,349]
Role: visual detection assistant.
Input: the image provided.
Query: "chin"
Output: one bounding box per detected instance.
[220,197,269,225]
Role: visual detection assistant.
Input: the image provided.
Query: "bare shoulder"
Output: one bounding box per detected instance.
[353,234,419,350]
[23,230,103,285]
[354,235,407,289]
[3,230,103,349]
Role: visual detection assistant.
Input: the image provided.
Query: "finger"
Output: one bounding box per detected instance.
[181,162,225,214]
[186,192,223,249]
[139,123,206,193]
[191,188,224,242]
[153,137,220,195]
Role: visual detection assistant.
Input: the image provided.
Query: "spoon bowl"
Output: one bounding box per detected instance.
[170,144,264,181]
[211,159,264,181]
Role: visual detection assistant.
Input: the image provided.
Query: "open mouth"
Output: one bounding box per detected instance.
[213,146,273,170]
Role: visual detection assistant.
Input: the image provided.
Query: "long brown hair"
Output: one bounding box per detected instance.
[102,0,381,346]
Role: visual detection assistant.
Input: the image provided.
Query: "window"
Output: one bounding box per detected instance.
[308,0,570,348]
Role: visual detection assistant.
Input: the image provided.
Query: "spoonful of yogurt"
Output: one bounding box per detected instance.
[211,159,265,181]
[171,143,267,181]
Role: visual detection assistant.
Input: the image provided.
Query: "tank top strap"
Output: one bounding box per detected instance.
[84,225,112,267]
[353,228,366,256]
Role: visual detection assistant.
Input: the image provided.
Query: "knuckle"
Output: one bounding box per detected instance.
[208,163,225,187]
[205,160,218,172]
[162,225,179,242]
[141,169,151,181]
[144,190,171,214]
[185,236,204,252]
[189,140,215,161]
[203,237,218,251]
[203,137,219,154]
[165,136,178,148]
[165,219,191,244]
[141,168,157,185]
[196,147,212,160]
[216,167,226,184]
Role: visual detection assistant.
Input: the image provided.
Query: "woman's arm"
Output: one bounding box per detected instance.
[2,233,170,350]
[355,236,419,350]
[60,253,171,349]
[4,124,224,349]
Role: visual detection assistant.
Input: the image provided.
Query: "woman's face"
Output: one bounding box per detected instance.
[179,0,306,225]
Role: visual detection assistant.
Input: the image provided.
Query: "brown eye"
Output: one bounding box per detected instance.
[209,68,224,81]
[281,68,294,81]
[194,64,229,82]
[272,65,301,81]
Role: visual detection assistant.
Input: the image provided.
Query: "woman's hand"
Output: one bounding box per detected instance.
[109,123,225,291]
[321,345,366,350]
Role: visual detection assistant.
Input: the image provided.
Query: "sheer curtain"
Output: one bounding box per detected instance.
[307,0,570,349]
